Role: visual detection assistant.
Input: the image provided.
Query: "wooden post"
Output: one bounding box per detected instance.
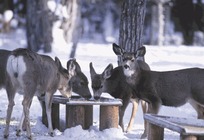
[148,122,164,140]
[180,135,197,140]
[66,105,93,129]
[84,105,93,129]
[99,105,119,131]
[66,105,85,128]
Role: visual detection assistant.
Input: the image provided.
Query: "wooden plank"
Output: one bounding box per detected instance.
[158,115,204,128]
[39,95,122,106]
[148,122,164,140]
[144,114,185,134]
[66,100,122,106]
[99,105,119,131]
[145,114,204,138]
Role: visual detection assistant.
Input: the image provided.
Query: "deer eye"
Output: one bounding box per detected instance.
[80,81,85,86]
[131,58,134,62]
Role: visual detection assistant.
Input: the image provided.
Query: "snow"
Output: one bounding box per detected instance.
[0,26,203,140]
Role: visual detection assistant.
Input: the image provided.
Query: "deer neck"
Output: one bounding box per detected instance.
[125,66,142,87]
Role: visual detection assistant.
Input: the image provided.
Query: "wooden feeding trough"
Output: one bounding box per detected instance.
[38,95,122,131]
[144,114,204,140]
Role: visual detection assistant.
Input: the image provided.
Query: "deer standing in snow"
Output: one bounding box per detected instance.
[4,48,91,139]
[113,43,204,138]
[89,57,149,133]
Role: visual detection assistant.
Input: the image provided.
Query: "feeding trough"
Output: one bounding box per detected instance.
[39,95,123,131]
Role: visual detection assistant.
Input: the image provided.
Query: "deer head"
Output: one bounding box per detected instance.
[112,43,146,77]
[89,62,113,100]
[69,59,92,99]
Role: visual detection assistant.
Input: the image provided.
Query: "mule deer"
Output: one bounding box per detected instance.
[4,48,90,139]
[1,49,91,138]
[113,43,204,138]
[90,62,148,132]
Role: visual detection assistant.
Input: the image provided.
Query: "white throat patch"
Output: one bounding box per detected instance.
[123,68,135,77]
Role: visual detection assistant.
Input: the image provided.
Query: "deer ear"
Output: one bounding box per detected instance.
[112,43,124,56]
[102,64,113,79]
[136,46,146,57]
[89,62,97,77]
[55,57,63,70]
[67,58,77,76]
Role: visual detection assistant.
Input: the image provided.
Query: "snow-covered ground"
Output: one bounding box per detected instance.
[0,26,203,140]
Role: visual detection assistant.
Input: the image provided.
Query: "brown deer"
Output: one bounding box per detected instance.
[4,48,91,139]
[113,43,204,138]
[89,61,149,133]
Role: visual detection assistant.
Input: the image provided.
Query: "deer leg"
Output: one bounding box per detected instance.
[141,100,148,113]
[4,86,16,138]
[194,104,204,119]
[45,93,54,136]
[16,111,25,136]
[141,100,160,139]
[118,96,130,132]
[189,100,204,119]
[197,105,204,119]
[141,100,148,138]
[18,97,33,139]
[22,101,32,131]
[126,98,139,132]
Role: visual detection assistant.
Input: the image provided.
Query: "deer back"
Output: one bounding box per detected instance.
[112,43,204,107]
[6,48,72,97]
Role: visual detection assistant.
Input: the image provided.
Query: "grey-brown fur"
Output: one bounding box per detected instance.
[4,48,91,139]
[0,49,11,90]
[113,43,204,138]
[90,61,148,133]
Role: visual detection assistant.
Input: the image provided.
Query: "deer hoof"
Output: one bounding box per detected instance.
[140,132,147,139]
[16,129,21,136]
[49,132,54,137]
[126,128,132,133]
[4,134,9,139]
[27,135,33,140]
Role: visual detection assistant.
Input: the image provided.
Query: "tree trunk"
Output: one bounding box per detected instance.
[26,0,53,52]
[118,0,147,64]
[61,0,81,58]
[150,0,165,46]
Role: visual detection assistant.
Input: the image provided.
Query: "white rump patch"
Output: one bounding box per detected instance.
[7,55,27,85]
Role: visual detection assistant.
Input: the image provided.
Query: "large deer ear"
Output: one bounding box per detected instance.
[89,62,97,78]
[55,57,63,70]
[136,46,146,57]
[112,43,124,56]
[67,58,77,77]
[102,64,113,79]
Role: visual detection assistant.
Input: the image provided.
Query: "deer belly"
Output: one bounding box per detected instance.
[161,97,188,107]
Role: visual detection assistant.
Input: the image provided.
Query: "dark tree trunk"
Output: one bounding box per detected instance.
[26,0,53,52]
[118,0,146,64]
